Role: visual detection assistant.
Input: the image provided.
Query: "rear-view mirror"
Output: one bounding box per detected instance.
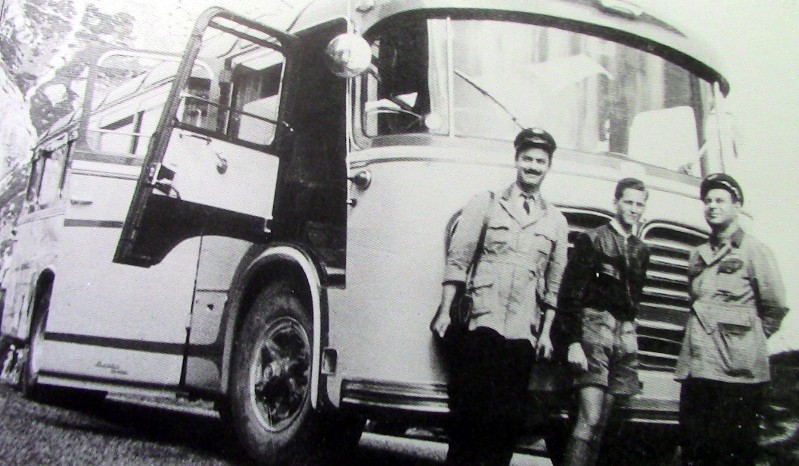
[325,33,372,78]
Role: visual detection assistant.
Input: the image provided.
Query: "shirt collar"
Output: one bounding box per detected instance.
[710,226,745,250]
[610,218,636,239]
[697,228,745,265]
[511,183,538,202]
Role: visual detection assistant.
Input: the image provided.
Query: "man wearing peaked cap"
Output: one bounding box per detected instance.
[675,173,787,465]
[431,127,568,465]
[699,172,744,205]
[514,126,557,157]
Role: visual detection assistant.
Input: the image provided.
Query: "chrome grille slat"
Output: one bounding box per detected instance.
[648,256,689,269]
[642,287,691,301]
[645,239,693,255]
[639,223,707,371]
[640,302,691,313]
[647,270,688,286]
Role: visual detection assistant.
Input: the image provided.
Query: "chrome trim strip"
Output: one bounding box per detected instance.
[341,379,450,414]
[63,219,124,228]
[69,168,140,181]
[72,150,145,166]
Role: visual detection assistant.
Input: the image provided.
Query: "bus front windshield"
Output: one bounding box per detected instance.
[360,17,720,176]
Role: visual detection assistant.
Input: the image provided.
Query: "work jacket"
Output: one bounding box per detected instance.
[443,184,569,344]
[675,228,787,384]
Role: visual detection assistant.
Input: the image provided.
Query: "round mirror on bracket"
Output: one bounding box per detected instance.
[325,33,372,78]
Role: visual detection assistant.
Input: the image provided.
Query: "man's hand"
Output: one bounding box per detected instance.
[430,305,451,339]
[536,333,554,361]
[568,342,588,372]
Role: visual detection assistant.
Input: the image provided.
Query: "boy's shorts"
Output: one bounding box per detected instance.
[574,307,640,395]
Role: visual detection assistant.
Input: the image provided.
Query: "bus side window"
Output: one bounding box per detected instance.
[25,143,69,211]
[98,113,144,155]
[25,153,46,210]
[179,77,213,131]
[229,61,284,146]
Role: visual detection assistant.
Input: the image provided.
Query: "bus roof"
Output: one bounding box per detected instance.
[287,0,729,94]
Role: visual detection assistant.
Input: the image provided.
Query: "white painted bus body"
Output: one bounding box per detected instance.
[0,1,737,461]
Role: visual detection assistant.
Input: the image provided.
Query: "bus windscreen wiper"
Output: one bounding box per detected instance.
[454,69,524,130]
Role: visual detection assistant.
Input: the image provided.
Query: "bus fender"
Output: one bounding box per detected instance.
[14,268,56,344]
[222,245,325,409]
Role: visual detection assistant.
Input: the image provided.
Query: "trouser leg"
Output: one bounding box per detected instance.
[446,328,532,466]
[445,327,485,465]
[715,382,764,466]
[680,379,763,466]
[680,379,713,466]
[474,336,533,466]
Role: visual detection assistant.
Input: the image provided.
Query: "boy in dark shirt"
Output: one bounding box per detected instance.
[558,178,651,466]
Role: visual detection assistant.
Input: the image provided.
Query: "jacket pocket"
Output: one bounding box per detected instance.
[713,312,757,377]
[468,275,495,317]
[485,222,511,254]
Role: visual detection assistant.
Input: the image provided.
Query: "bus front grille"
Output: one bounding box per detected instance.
[639,223,706,371]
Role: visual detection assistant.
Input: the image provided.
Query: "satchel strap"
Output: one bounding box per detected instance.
[466,191,496,287]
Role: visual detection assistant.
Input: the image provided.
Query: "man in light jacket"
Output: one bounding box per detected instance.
[675,173,787,466]
[431,127,569,465]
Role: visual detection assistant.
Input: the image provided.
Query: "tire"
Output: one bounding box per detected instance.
[21,285,51,400]
[228,282,363,464]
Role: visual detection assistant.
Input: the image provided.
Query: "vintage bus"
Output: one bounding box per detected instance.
[1,0,736,463]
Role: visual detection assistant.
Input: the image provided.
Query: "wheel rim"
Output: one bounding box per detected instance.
[248,315,311,432]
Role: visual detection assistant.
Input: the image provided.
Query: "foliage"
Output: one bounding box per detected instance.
[0,0,77,95]
[0,0,136,255]
[29,4,136,133]
[0,165,30,256]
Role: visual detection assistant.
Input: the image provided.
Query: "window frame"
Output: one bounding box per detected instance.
[172,21,289,153]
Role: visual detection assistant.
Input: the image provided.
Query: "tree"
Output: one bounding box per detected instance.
[0,0,79,96]
[29,3,136,133]
[0,0,137,251]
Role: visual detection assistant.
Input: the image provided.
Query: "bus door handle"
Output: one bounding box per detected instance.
[347,169,371,207]
[214,152,228,174]
[179,132,212,145]
[69,197,94,206]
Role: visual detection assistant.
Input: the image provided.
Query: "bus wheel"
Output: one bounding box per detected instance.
[21,286,50,400]
[229,282,361,464]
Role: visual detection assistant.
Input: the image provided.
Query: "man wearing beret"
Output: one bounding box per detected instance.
[676,173,788,465]
[431,127,569,465]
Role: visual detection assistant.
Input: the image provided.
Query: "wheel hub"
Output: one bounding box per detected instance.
[250,316,310,431]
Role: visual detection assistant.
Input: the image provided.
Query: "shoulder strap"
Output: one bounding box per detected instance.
[466,191,496,285]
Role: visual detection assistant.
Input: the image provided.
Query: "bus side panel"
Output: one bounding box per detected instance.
[1,210,62,340]
[40,162,199,386]
[183,235,252,392]
[328,149,517,410]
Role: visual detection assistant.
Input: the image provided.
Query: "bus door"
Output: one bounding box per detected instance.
[114,8,297,268]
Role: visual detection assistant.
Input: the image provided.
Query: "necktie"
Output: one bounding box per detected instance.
[522,195,533,215]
